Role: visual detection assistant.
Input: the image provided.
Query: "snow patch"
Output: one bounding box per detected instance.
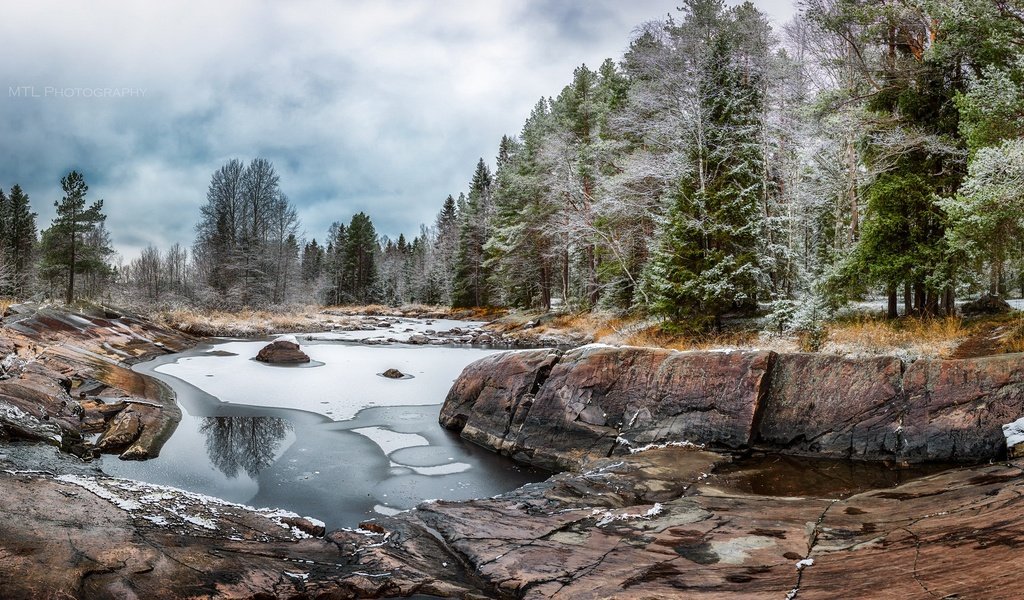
[1002,416,1024,450]
[628,440,704,454]
[56,474,142,511]
[593,503,664,527]
[795,558,815,570]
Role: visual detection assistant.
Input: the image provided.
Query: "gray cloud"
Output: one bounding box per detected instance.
[0,0,795,260]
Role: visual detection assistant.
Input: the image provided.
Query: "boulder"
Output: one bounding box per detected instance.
[901,354,1024,461]
[512,346,772,470]
[441,346,772,471]
[961,294,1013,315]
[440,349,562,460]
[407,333,430,345]
[381,368,405,379]
[442,347,1024,466]
[255,336,310,364]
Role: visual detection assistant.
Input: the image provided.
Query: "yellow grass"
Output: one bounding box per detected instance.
[1000,314,1024,354]
[822,316,967,358]
[150,307,328,337]
[0,298,13,315]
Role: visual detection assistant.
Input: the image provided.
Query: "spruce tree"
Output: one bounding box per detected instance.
[6,185,37,296]
[452,159,493,307]
[431,195,459,304]
[344,212,377,304]
[643,2,768,330]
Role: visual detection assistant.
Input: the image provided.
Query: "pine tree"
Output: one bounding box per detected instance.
[301,239,324,283]
[38,172,112,303]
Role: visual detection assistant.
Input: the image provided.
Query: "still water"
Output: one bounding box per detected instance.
[102,335,546,530]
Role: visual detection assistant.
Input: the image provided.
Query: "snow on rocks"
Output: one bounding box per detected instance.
[1003,416,1024,458]
[53,473,324,540]
[591,503,664,527]
[627,440,705,454]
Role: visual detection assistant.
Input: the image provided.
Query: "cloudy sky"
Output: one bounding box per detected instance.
[0,0,796,260]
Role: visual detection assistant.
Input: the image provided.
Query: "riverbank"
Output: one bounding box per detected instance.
[3,303,1024,598]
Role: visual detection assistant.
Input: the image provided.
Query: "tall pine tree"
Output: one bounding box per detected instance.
[39,171,112,304]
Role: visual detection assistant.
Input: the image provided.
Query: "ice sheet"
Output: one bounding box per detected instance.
[156,340,501,421]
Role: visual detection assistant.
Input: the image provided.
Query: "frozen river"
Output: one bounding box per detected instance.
[102,332,545,529]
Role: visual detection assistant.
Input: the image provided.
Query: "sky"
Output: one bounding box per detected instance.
[0,0,797,261]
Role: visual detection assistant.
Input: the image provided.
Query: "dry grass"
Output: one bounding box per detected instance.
[997,314,1024,354]
[622,325,799,353]
[821,315,967,358]
[0,298,13,315]
[151,307,329,337]
[150,303,501,338]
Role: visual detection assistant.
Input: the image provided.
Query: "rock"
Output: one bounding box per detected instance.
[519,346,772,470]
[96,408,142,451]
[407,333,430,344]
[961,294,1013,315]
[255,336,310,363]
[900,354,1024,461]
[442,347,1024,466]
[443,346,771,470]
[756,353,904,458]
[440,349,562,462]
[382,368,405,379]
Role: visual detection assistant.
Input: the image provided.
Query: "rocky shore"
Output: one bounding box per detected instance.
[441,345,1024,470]
[0,303,195,460]
[2,307,1024,598]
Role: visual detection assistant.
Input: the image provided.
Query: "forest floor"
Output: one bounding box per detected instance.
[145,302,1024,359]
[488,307,1024,360]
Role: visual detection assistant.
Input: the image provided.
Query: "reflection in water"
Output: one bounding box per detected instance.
[200,416,292,478]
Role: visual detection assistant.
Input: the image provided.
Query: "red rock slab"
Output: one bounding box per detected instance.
[439,348,561,457]
[510,347,772,470]
[901,354,1024,461]
[756,353,904,459]
[798,463,1024,599]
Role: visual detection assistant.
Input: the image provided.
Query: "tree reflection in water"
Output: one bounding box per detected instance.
[199,415,292,478]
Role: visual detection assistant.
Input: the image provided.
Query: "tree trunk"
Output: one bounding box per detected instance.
[943,285,955,317]
[66,225,76,305]
[887,285,898,319]
[903,281,912,317]
[990,261,1002,297]
[925,289,939,318]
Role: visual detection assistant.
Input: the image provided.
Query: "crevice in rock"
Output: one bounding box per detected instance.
[903,526,940,598]
[747,351,778,451]
[529,352,560,396]
[787,498,838,599]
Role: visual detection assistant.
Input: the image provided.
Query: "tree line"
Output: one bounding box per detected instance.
[4,0,1024,333]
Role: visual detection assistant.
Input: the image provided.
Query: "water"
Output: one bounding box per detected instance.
[101,335,546,530]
